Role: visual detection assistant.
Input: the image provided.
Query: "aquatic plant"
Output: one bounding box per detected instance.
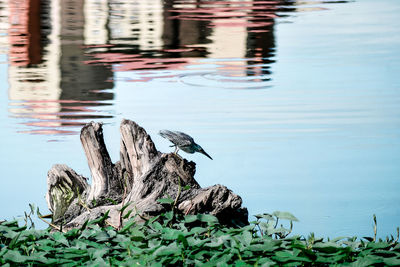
[0,205,399,266]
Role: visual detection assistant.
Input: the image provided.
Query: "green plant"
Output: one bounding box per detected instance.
[1,206,399,266]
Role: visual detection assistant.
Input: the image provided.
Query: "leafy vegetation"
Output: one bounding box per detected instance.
[1,205,400,266]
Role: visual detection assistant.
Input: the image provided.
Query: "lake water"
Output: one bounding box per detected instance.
[0,0,399,238]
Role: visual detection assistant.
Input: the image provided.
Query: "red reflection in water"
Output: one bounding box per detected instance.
[18,129,78,135]
[210,20,274,28]
[9,0,41,66]
[168,0,280,30]
[85,53,196,74]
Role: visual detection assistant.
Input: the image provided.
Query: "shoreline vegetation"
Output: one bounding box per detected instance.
[1,205,399,266]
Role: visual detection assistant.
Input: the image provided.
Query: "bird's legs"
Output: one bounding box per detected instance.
[169,145,179,153]
[172,145,183,159]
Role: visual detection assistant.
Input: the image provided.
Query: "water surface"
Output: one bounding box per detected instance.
[0,0,399,238]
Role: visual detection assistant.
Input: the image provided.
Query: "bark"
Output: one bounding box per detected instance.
[46,119,248,230]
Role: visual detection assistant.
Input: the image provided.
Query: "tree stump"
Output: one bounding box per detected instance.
[46,119,248,230]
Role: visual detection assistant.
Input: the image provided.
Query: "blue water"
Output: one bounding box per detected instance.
[0,0,399,238]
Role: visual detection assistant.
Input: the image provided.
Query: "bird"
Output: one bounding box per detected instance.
[159,130,213,160]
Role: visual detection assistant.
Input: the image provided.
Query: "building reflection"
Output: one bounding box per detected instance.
[83,0,293,82]
[1,0,349,135]
[7,0,114,135]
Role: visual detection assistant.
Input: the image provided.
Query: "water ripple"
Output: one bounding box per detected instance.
[178,69,272,89]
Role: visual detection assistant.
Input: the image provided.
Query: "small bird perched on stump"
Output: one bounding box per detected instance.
[159,130,213,160]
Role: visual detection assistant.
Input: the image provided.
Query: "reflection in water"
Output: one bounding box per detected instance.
[0,0,350,135]
[84,0,284,84]
[6,0,114,135]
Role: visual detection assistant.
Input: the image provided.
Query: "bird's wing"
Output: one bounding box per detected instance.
[159,130,193,147]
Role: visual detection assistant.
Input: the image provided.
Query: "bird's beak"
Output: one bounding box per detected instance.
[200,149,213,160]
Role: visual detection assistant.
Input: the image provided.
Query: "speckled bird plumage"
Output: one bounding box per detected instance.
[159,130,213,160]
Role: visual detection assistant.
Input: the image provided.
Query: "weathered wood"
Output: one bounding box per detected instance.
[80,122,122,201]
[46,164,88,222]
[46,119,248,230]
[120,119,160,181]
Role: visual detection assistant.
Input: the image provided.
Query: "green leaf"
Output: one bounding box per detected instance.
[255,213,276,221]
[290,239,307,250]
[113,234,130,244]
[366,242,391,250]
[37,245,56,252]
[62,248,87,259]
[107,229,116,238]
[184,214,219,225]
[87,257,108,267]
[205,235,231,248]
[130,226,146,241]
[148,238,162,249]
[209,252,234,266]
[234,260,251,267]
[88,210,110,226]
[93,231,110,242]
[164,211,174,221]
[266,227,291,236]
[273,250,312,263]
[259,221,275,234]
[65,228,80,239]
[79,220,89,232]
[240,230,253,246]
[312,242,341,253]
[105,198,117,205]
[177,234,189,249]
[0,220,19,227]
[26,252,56,264]
[257,257,276,267]
[122,209,134,219]
[248,241,278,252]
[316,255,337,263]
[118,219,136,234]
[2,250,27,263]
[349,255,384,266]
[71,240,88,250]
[157,198,174,205]
[119,201,132,214]
[152,221,164,231]
[79,228,97,239]
[184,215,198,223]
[272,211,299,222]
[162,228,184,240]
[189,226,207,235]
[2,228,18,240]
[88,247,109,259]
[197,214,219,225]
[330,236,348,242]
[8,232,22,249]
[383,257,400,266]
[52,232,69,246]
[187,236,208,248]
[153,243,181,257]
[272,251,294,263]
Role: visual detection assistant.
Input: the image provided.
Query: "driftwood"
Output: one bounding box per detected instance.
[46,119,248,230]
